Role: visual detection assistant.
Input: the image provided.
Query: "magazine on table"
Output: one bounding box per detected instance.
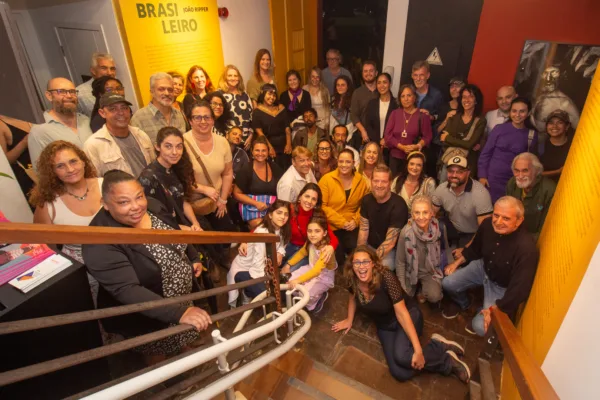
[9,253,72,293]
[0,244,55,285]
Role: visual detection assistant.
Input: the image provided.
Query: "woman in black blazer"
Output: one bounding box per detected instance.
[83,170,211,363]
[364,73,399,164]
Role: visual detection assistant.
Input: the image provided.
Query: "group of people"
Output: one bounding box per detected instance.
[0,48,572,384]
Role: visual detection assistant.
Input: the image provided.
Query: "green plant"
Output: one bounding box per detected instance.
[0,172,14,179]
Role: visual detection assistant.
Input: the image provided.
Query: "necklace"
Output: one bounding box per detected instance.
[402,110,415,138]
[66,182,89,201]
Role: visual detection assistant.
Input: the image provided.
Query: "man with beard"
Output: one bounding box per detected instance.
[351,60,379,145]
[292,108,327,154]
[131,72,186,144]
[332,125,359,168]
[358,164,408,269]
[432,156,492,248]
[505,152,555,241]
[442,196,538,336]
[277,146,317,203]
[29,77,94,169]
[531,66,580,133]
[77,52,117,117]
[84,93,154,177]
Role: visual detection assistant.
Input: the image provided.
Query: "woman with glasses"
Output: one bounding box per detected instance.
[90,76,125,132]
[183,65,215,116]
[204,91,233,137]
[184,101,236,232]
[311,138,337,182]
[303,66,331,131]
[252,83,292,171]
[332,245,470,383]
[218,65,254,150]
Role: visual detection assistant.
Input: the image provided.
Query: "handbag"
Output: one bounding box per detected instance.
[239,194,276,221]
[185,138,218,215]
[440,117,480,164]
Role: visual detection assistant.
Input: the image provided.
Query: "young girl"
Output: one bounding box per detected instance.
[227,200,291,307]
[281,215,336,313]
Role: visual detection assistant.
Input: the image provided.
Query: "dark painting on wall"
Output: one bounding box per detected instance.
[514,40,599,132]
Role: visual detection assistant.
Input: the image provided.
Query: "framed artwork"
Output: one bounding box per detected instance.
[513,40,599,132]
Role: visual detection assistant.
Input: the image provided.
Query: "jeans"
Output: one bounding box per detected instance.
[334,229,359,268]
[283,242,309,272]
[234,271,266,299]
[442,259,507,336]
[368,245,396,271]
[377,306,451,382]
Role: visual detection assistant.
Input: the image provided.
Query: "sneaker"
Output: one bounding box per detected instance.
[447,350,470,383]
[442,302,461,319]
[312,291,329,313]
[464,320,477,335]
[431,333,465,356]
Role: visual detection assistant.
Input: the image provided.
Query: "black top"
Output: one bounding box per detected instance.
[353,269,415,328]
[183,93,203,117]
[279,89,312,125]
[540,137,572,181]
[364,97,399,143]
[360,193,409,249]
[462,218,539,316]
[82,198,201,338]
[2,119,34,197]
[90,113,106,133]
[252,107,290,153]
[231,145,250,179]
[235,161,283,195]
[138,160,189,226]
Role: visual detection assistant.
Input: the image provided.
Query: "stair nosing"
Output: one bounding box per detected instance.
[287,376,336,400]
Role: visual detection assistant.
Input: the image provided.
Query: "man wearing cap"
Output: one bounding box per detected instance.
[506,152,556,241]
[84,93,154,177]
[432,156,493,248]
[540,109,573,181]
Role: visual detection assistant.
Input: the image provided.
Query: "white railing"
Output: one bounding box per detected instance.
[83,284,311,400]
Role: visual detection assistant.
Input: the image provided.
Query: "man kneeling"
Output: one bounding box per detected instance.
[441,196,539,336]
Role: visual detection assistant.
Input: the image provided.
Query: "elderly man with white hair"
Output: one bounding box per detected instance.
[77,52,117,117]
[441,196,539,336]
[506,152,556,240]
[131,72,187,143]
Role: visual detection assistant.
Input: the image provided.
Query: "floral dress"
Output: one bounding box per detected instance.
[133,213,200,356]
[221,90,254,142]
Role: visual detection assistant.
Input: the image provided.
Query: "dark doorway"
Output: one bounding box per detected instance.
[399,0,483,94]
[322,0,389,86]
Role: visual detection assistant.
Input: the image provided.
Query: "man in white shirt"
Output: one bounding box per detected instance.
[483,86,517,146]
[277,146,317,203]
[76,53,117,117]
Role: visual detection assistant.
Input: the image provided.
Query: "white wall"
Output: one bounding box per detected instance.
[382,0,410,96]
[0,151,33,223]
[15,0,139,110]
[217,0,272,83]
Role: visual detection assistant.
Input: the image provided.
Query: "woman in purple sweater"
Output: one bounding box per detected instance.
[384,84,432,177]
[478,97,538,202]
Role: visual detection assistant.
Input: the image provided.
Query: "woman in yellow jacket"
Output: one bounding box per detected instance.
[318,148,370,266]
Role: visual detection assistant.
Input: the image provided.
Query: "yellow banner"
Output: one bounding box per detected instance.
[501,71,600,398]
[112,0,224,106]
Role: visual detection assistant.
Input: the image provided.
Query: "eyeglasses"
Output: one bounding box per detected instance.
[48,89,78,96]
[352,260,372,268]
[191,115,213,122]
[318,147,331,152]
[105,86,124,93]
[209,102,223,109]
[155,87,174,93]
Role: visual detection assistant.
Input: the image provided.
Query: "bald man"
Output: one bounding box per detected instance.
[482,86,517,147]
[28,77,94,169]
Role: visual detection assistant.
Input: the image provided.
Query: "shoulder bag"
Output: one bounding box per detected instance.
[440,117,480,164]
[185,138,218,216]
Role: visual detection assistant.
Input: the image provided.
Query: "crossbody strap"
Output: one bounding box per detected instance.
[184,138,214,188]
[463,117,480,141]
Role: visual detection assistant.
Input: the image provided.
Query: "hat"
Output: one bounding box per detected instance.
[99,93,132,108]
[545,109,570,125]
[447,155,468,169]
[449,76,465,86]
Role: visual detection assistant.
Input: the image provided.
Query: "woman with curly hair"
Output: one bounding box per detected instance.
[182,65,215,116]
[218,65,254,148]
[138,127,202,231]
[332,245,470,384]
[204,91,233,137]
[30,140,102,263]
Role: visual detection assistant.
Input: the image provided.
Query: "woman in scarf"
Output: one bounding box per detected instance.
[394,195,447,305]
[279,70,312,133]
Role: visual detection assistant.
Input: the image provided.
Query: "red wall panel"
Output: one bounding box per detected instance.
[468,0,600,111]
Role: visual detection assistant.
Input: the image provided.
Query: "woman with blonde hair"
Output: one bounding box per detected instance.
[247,49,275,108]
[218,64,254,149]
[303,66,331,131]
[183,65,215,115]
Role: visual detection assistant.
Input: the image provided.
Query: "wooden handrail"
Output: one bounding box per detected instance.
[491,307,560,400]
[0,222,278,244]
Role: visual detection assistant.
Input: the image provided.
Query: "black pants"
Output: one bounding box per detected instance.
[205,210,238,232]
[389,156,407,179]
[274,153,291,172]
[234,271,266,299]
[334,229,359,267]
[377,306,452,382]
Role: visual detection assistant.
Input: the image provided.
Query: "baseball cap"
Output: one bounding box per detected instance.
[446,155,468,169]
[545,109,570,124]
[449,76,465,86]
[100,93,132,108]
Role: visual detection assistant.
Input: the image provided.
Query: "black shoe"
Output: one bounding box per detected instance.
[312,291,329,313]
[442,302,461,319]
[431,333,465,356]
[447,351,470,383]
[464,320,477,335]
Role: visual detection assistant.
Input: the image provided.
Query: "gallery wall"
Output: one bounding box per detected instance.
[468,0,600,111]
